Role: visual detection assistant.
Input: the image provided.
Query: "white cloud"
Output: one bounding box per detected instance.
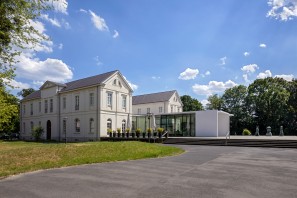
[192,80,237,96]
[243,74,250,83]
[33,81,45,86]
[123,76,138,91]
[243,52,250,57]
[58,43,63,49]
[178,68,199,80]
[15,55,73,83]
[267,0,297,21]
[220,56,227,65]
[113,30,119,38]
[241,64,259,73]
[48,0,68,15]
[94,56,102,66]
[89,10,109,31]
[205,71,211,76]
[40,14,61,27]
[201,99,209,107]
[3,79,31,90]
[257,70,272,79]
[152,76,161,80]
[275,74,294,81]
[259,43,267,48]
[79,8,87,13]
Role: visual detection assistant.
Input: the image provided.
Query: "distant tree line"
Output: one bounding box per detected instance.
[182,77,297,136]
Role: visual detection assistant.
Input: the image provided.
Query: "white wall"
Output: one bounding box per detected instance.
[195,110,218,137]
[218,111,230,137]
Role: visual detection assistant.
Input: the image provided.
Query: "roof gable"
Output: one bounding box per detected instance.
[132,90,177,105]
[40,81,66,90]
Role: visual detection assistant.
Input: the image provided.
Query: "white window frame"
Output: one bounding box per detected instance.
[63,97,66,109]
[159,107,163,113]
[122,95,127,109]
[90,118,95,133]
[75,96,79,110]
[107,118,112,130]
[89,93,94,106]
[147,108,150,113]
[44,100,48,113]
[75,118,80,132]
[107,92,112,107]
[50,99,53,113]
[137,108,141,114]
[30,103,33,115]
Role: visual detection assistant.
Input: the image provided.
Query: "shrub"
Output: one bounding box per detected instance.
[157,127,164,133]
[117,128,121,133]
[32,126,44,141]
[242,128,251,136]
[147,128,152,133]
[125,128,130,133]
[135,128,141,134]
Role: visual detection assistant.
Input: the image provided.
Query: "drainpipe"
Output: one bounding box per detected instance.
[58,88,61,142]
[96,86,100,140]
[20,102,22,139]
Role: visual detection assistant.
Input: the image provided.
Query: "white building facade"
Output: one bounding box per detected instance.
[20,70,133,141]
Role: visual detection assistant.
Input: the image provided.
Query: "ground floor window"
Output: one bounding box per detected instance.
[63,120,66,134]
[90,118,95,133]
[75,118,80,132]
[107,118,112,130]
[122,120,126,132]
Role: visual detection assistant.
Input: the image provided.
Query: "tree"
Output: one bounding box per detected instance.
[285,79,297,135]
[17,88,36,98]
[0,0,50,81]
[221,85,250,134]
[32,126,44,141]
[206,94,223,110]
[0,85,19,134]
[180,95,204,111]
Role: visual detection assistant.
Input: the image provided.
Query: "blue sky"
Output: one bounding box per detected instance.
[10,0,297,105]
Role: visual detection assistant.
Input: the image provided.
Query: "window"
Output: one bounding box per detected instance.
[39,121,41,126]
[171,105,173,113]
[39,102,41,112]
[107,119,112,130]
[118,81,122,87]
[89,93,94,106]
[63,120,66,134]
[122,120,126,132]
[44,100,48,113]
[23,122,26,133]
[30,121,34,132]
[122,95,127,109]
[90,118,95,133]
[113,79,117,85]
[50,99,53,112]
[137,108,141,114]
[75,118,80,132]
[178,107,180,112]
[63,97,66,109]
[23,105,26,115]
[107,92,112,107]
[75,96,79,110]
[30,103,33,115]
[159,107,163,113]
[147,108,150,113]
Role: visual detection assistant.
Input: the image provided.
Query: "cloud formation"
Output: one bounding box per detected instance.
[241,64,259,73]
[178,68,199,80]
[274,74,294,81]
[40,14,61,27]
[220,56,227,65]
[267,0,297,21]
[113,30,119,38]
[48,0,68,15]
[123,76,138,91]
[257,70,272,79]
[192,80,237,96]
[243,52,250,57]
[89,10,109,31]
[259,43,267,48]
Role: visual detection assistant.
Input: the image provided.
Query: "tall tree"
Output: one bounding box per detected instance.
[206,94,223,110]
[180,95,204,111]
[17,88,36,98]
[0,0,50,82]
[285,79,297,135]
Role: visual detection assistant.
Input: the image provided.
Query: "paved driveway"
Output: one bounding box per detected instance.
[1,145,297,198]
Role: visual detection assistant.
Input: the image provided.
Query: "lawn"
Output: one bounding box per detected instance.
[0,141,183,178]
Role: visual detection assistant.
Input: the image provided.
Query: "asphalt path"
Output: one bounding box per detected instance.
[1,145,297,198]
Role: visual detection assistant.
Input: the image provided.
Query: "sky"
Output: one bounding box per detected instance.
[9,0,297,105]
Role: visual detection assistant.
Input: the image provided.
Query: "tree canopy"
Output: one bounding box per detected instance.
[17,88,36,98]
[180,95,204,111]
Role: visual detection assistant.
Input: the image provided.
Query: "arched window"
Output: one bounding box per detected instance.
[107,118,112,130]
[75,118,80,132]
[90,118,95,133]
[122,119,126,132]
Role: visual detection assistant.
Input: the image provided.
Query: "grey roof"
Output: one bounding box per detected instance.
[132,90,176,105]
[22,70,118,101]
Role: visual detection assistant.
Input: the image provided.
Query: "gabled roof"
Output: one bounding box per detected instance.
[22,70,119,101]
[132,90,177,105]
[40,81,66,90]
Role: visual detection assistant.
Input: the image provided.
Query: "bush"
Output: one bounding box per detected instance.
[242,128,251,136]
[32,126,44,141]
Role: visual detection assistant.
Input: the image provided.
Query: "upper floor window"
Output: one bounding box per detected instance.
[39,121,41,126]
[159,107,163,113]
[23,105,26,115]
[38,102,41,112]
[177,107,180,112]
[30,103,33,115]
[50,99,53,113]
[63,97,66,109]
[44,100,48,113]
[137,108,141,114]
[23,122,26,133]
[89,93,94,106]
[113,79,117,85]
[90,118,95,133]
[75,96,79,110]
[171,105,173,113]
[122,95,127,109]
[147,108,150,113]
[75,118,80,132]
[107,92,112,107]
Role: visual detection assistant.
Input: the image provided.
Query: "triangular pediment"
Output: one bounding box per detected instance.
[40,81,66,90]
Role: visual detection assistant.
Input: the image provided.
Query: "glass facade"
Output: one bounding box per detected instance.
[132,113,195,137]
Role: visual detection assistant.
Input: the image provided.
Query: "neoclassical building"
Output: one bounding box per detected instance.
[20,70,133,141]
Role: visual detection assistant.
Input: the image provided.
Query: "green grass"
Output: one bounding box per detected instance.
[0,141,183,178]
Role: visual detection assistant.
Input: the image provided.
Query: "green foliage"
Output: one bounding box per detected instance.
[125,128,130,133]
[242,129,251,136]
[157,127,164,133]
[147,128,152,133]
[135,128,141,134]
[206,94,223,110]
[180,95,204,111]
[0,0,52,81]
[116,128,121,133]
[107,128,112,133]
[17,88,35,98]
[0,141,184,178]
[32,126,44,141]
